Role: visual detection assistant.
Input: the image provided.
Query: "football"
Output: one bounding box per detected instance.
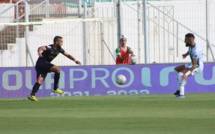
[130,55,137,65]
[116,74,126,85]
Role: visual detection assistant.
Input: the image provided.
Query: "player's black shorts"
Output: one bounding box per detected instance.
[35,57,54,78]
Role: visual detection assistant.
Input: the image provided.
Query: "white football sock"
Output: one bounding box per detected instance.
[179,79,187,96]
[178,72,183,86]
[174,70,180,89]
[179,86,184,95]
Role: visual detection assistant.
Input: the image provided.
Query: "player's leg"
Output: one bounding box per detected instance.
[175,65,186,72]
[31,73,46,95]
[29,58,56,101]
[174,65,186,95]
[50,65,60,90]
[177,65,194,98]
[176,64,203,98]
[176,69,189,98]
[28,71,47,101]
[50,65,65,94]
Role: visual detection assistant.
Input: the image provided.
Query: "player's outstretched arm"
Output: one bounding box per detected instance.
[37,46,47,57]
[63,52,81,65]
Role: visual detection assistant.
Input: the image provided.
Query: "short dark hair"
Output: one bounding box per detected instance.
[53,36,62,43]
[185,33,195,39]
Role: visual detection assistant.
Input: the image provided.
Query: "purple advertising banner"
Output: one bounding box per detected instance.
[0,63,215,98]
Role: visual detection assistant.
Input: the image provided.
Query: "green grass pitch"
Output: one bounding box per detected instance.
[0,94,215,134]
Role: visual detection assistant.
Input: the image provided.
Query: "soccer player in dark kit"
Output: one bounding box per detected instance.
[28,36,81,101]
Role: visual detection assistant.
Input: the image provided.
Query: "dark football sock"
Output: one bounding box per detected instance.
[31,82,41,96]
[54,73,60,90]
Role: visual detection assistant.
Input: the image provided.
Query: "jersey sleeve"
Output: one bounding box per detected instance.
[60,48,65,54]
[191,49,201,60]
[46,45,51,50]
[116,48,121,55]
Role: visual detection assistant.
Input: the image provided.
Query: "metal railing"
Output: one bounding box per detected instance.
[121,1,215,62]
[0,0,83,23]
[0,0,49,23]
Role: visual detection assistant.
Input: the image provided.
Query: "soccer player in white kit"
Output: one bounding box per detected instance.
[174,33,204,98]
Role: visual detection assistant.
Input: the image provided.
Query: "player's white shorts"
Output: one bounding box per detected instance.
[185,63,204,76]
